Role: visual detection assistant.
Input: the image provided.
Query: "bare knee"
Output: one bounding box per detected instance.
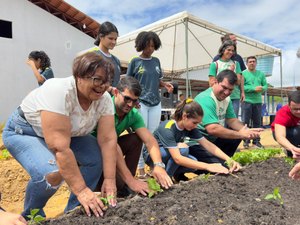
[46,171,63,187]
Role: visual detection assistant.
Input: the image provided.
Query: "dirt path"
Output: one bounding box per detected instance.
[0,129,280,219]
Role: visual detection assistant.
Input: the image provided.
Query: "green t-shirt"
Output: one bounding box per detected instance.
[92,96,145,137]
[194,88,236,142]
[209,59,242,100]
[242,69,267,104]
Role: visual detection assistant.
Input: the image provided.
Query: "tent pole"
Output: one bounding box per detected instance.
[184,18,189,98]
[280,53,283,101]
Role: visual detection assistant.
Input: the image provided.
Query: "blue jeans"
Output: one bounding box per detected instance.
[137,102,161,169]
[231,99,240,118]
[2,110,103,217]
[241,102,262,143]
[143,146,196,176]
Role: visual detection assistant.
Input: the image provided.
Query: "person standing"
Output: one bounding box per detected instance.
[26,50,54,86]
[89,21,121,90]
[242,56,267,149]
[209,40,244,118]
[126,31,173,177]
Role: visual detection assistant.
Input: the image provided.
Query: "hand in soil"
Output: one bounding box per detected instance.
[289,161,300,180]
[228,160,241,173]
[152,166,173,189]
[101,178,117,207]
[0,210,27,225]
[77,187,106,217]
[128,179,149,196]
[206,163,229,174]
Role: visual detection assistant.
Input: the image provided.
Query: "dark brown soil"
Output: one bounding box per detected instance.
[43,157,300,225]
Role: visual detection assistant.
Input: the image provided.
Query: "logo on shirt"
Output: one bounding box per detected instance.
[155,66,161,74]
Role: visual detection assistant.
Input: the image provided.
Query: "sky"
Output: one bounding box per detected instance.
[65,0,300,88]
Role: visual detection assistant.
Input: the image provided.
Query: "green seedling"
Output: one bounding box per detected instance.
[0,149,11,160]
[284,157,296,167]
[225,158,235,169]
[232,148,282,166]
[198,173,211,181]
[147,178,163,198]
[264,187,284,205]
[27,209,45,225]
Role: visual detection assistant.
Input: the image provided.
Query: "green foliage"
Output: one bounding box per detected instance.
[198,173,211,181]
[225,158,234,169]
[27,209,45,225]
[99,195,114,206]
[284,157,296,167]
[0,149,11,160]
[264,187,284,205]
[232,148,282,166]
[147,178,163,198]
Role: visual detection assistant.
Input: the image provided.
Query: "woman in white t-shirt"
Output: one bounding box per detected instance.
[2,52,117,219]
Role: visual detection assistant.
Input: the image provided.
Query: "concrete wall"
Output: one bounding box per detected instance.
[0,0,94,122]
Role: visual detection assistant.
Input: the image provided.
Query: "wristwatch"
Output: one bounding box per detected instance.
[154,162,166,169]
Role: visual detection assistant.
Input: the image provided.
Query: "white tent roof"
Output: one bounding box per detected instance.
[112,11,281,76]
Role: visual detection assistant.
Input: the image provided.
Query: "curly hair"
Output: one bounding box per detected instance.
[135,31,161,52]
[28,51,51,70]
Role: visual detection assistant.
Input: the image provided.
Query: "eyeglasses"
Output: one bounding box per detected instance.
[88,76,109,87]
[119,91,139,104]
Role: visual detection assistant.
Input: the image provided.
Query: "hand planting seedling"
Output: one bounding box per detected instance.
[225,158,234,169]
[147,178,163,198]
[264,187,284,205]
[27,209,45,225]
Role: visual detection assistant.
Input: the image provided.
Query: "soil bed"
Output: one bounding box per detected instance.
[43,157,300,225]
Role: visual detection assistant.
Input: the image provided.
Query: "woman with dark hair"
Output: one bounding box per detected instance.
[27,50,54,86]
[3,52,117,219]
[89,21,121,89]
[208,40,244,118]
[143,100,240,181]
[126,31,174,177]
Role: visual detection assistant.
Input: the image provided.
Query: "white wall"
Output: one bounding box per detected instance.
[0,0,95,122]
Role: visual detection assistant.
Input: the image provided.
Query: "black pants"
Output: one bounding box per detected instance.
[96,133,143,191]
[272,126,300,157]
[189,138,241,164]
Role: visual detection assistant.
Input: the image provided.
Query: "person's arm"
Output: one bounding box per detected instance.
[0,210,27,225]
[136,127,173,188]
[26,59,46,84]
[198,138,241,172]
[97,115,117,206]
[160,80,174,93]
[208,62,217,87]
[41,111,104,217]
[274,124,300,156]
[206,120,261,140]
[115,144,149,196]
[239,73,245,102]
[168,146,229,174]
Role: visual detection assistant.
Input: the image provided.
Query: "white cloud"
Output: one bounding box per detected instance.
[65,0,300,87]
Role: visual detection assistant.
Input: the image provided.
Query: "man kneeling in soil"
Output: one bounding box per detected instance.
[272,90,300,159]
[189,70,262,170]
[96,76,172,196]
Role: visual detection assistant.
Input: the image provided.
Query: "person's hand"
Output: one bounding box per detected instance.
[165,83,174,93]
[240,92,245,102]
[77,187,106,217]
[228,160,241,173]
[127,179,149,196]
[239,125,262,140]
[152,166,173,189]
[290,146,300,159]
[206,163,229,174]
[101,178,117,207]
[0,210,27,225]
[26,59,36,69]
[289,162,300,180]
[255,86,263,93]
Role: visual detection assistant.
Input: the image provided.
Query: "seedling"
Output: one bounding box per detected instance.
[225,158,235,169]
[284,157,296,167]
[198,173,211,181]
[27,209,45,225]
[99,195,114,208]
[264,187,284,205]
[147,178,163,198]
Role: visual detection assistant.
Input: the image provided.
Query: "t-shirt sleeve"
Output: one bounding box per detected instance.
[97,92,114,116]
[235,61,242,74]
[199,98,219,126]
[41,68,54,81]
[273,109,287,126]
[209,62,217,77]
[188,128,204,141]
[126,57,135,76]
[156,128,178,148]
[226,101,237,118]
[131,110,146,131]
